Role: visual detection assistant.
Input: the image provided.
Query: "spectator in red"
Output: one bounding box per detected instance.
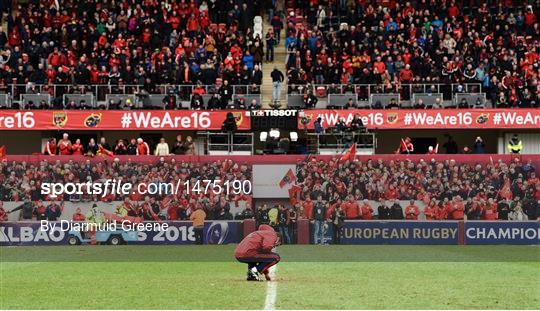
[424,200,438,220]
[167,203,180,221]
[373,56,386,74]
[0,202,8,222]
[404,200,420,220]
[57,133,72,155]
[342,195,360,219]
[72,208,86,222]
[524,6,537,27]
[136,138,150,155]
[43,138,57,155]
[360,199,373,220]
[398,64,414,83]
[302,197,313,220]
[483,198,498,220]
[448,2,460,18]
[71,139,84,155]
[450,197,465,220]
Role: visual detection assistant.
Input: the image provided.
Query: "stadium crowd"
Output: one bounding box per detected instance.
[289,157,539,221]
[0,158,253,221]
[1,156,538,244]
[41,133,197,156]
[285,1,539,107]
[0,0,281,107]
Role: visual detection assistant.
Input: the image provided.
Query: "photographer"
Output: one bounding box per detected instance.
[331,204,346,244]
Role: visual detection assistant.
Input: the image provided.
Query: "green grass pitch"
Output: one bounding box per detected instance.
[1,245,539,309]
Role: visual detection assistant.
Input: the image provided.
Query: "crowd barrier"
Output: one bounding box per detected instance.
[1,220,538,246]
[339,221,460,245]
[337,221,539,245]
[3,154,540,167]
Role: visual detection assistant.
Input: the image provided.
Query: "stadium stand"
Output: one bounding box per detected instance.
[292,156,539,221]
[0,158,253,221]
[285,0,539,109]
[1,155,538,223]
[0,0,267,109]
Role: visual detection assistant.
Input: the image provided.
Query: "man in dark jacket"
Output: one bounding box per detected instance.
[218,80,233,108]
[390,200,404,220]
[331,204,346,244]
[45,202,62,221]
[377,199,392,219]
[9,199,35,220]
[170,135,185,155]
[251,65,263,85]
[277,205,291,244]
[473,137,486,154]
[443,136,459,154]
[126,138,137,155]
[270,67,284,104]
[256,204,270,227]
[313,195,327,245]
[191,93,204,110]
[497,199,511,220]
[207,94,221,109]
[304,93,318,108]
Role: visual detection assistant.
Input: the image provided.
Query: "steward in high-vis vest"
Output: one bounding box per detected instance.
[507,135,523,154]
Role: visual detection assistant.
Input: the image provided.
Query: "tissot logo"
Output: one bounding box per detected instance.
[250,110,298,117]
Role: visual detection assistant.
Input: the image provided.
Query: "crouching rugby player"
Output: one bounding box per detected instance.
[235,224,281,281]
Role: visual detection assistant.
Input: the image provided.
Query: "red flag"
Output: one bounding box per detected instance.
[279,168,297,188]
[98,144,114,157]
[288,184,301,205]
[161,196,173,208]
[0,145,5,159]
[339,143,357,162]
[400,139,408,152]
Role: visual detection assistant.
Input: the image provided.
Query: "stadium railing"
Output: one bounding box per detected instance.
[3,84,259,108]
[287,83,483,108]
[3,154,539,166]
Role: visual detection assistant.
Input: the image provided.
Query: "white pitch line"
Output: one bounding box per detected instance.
[263,265,278,310]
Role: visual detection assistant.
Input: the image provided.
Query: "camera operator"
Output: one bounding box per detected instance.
[333,117,350,148]
[222,112,238,153]
[349,114,366,145]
